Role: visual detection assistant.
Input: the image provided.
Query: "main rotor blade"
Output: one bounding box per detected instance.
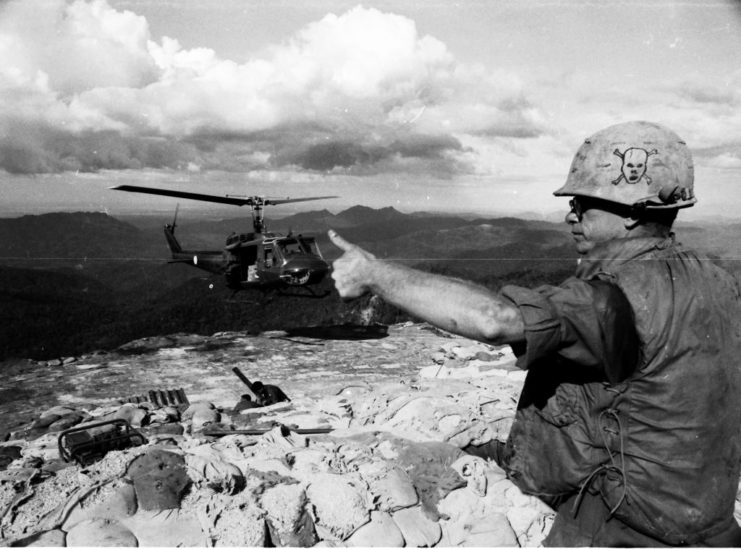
[111,185,338,208]
[265,196,339,206]
[111,185,254,207]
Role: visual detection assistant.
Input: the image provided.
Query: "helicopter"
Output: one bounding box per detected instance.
[111,184,337,295]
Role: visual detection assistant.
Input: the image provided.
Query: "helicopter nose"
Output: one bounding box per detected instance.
[280,257,329,285]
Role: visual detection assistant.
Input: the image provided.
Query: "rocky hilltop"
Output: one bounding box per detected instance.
[1,322,557,546]
[2,322,741,547]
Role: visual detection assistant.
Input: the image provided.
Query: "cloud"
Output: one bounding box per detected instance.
[0,119,197,174]
[0,0,542,175]
[271,132,468,174]
[0,0,158,95]
[531,68,741,168]
[705,153,741,170]
[692,143,741,170]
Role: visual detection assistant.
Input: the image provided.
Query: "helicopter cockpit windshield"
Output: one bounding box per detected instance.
[279,239,303,256]
[277,237,318,256]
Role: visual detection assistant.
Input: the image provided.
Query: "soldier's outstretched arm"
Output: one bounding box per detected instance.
[328,230,524,345]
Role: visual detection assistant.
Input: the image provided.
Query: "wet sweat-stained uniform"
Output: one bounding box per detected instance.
[498,236,741,546]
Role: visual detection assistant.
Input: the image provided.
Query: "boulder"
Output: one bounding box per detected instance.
[262,483,318,547]
[0,445,22,471]
[184,450,244,495]
[116,335,176,354]
[65,518,138,547]
[121,508,207,547]
[392,505,442,547]
[0,467,38,484]
[440,511,518,547]
[47,413,87,432]
[452,344,489,360]
[317,397,353,419]
[365,466,418,512]
[345,511,404,547]
[198,492,267,547]
[376,396,469,440]
[20,432,60,461]
[7,528,66,547]
[507,504,555,547]
[62,479,138,530]
[184,402,220,431]
[381,437,465,521]
[436,485,481,523]
[114,404,149,428]
[306,473,370,540]
[41,406,79,418]
[29,414,61,430]
[288,448,330,476]
[74,420,118,439]
[182,402,214,417]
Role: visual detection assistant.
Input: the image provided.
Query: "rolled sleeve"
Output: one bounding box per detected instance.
[500,284,564,368]
[500,278,639,382]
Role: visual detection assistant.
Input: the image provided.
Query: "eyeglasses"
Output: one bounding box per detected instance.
[568,196,638,221]
[569,197,584,221]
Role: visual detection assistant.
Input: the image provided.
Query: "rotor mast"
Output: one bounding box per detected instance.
[250,198,266,233]
[226,195,267,233]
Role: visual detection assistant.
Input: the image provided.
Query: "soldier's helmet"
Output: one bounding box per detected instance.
[554,121,696,209]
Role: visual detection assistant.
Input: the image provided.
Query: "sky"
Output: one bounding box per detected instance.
[0,0,739,221]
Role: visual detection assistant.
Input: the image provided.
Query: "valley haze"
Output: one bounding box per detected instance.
[1,204,739,363]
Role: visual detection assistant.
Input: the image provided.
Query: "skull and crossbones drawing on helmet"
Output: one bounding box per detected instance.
[612,147,658,185]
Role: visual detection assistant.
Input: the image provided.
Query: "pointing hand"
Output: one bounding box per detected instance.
[328,230,376,298]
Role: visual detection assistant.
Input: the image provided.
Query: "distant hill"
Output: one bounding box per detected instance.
[0,265,114,358]
[1,207,738,361]
[0,263,399,361]
[334,205,407,225]
[0,211,161,259]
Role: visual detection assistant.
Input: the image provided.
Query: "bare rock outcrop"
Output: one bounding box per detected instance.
[0,323,556,546]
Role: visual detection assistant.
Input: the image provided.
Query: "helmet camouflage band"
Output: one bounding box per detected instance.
[554,121,696,209]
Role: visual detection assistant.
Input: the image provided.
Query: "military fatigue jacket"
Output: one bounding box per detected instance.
[500,236,741,544]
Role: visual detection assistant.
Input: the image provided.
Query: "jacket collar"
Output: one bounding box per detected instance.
[575,235,676,279]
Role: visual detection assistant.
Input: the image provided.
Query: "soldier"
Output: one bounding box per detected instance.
[328,121,741,546]
[251,381,291,406]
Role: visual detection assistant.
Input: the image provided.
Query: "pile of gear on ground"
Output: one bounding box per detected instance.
[0,357,555,547]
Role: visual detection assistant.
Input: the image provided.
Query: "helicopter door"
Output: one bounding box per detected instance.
[229,245,258,283]
[298,237,319,256]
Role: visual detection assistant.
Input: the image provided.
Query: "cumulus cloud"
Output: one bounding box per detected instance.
[692,143,741,171]
[0,0,543,175]
[0,120,196,174]
[704,153,741,170]
[530,67,741,177]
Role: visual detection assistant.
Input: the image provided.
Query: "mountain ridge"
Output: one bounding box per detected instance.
[1,206,738,361]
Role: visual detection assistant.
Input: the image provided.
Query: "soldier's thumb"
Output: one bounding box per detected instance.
[328,229,354,252]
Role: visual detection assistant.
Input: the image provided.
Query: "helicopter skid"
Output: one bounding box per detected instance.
[226,285,329,300]
[277,285,331,298]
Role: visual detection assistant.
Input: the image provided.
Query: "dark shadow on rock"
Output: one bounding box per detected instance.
[284,323,389,341]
